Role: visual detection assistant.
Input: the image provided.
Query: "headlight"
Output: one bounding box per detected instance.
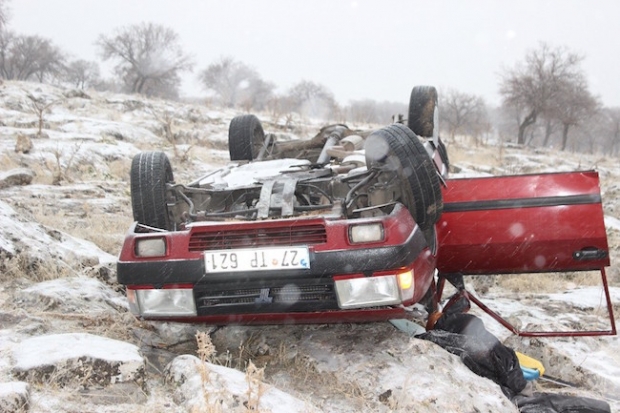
[349,223,384,244]
[397,270,413,289]
[335,276,400,309]
[135,237,166,257]
[136,288,196,316]
[397,270,415,302]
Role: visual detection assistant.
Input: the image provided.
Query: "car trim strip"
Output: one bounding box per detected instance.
[443,194,601,213]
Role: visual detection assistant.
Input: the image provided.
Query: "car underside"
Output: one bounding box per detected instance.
[117,86,615,337]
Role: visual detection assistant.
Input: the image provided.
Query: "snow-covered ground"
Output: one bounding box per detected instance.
[0,80,619,412]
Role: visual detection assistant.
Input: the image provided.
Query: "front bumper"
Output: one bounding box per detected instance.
[117,205,436,323]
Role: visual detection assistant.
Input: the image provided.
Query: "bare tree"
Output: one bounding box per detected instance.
[286,80,337,119]
[29,39,65,83]
[538,116,560,147]
[63,59,101,89]
[348,99,377,124]
[239,76,275,112]
[0,32,65,82]
[0,0,9,31]
[0,30,12,77]
[499,43,586,145]
[97,22,194,98]
[604,108,620,156]
[549,78,599,150]
[440,88,489,142]
[198,57,274,110]
[559,107,620,155]
[26,93,61,137]
[41,142,83,185]
[265,95,290,125]
[199,56,253,107]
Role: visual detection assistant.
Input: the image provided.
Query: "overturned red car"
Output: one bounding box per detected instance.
[117,86,614,336]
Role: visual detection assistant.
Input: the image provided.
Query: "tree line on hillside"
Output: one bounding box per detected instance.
[434,43,619,155]
[0,0,618,155]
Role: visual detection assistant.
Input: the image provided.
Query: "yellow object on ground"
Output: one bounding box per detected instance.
[516,352,545,376]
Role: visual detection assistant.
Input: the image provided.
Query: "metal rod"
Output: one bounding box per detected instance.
[256,133,273,161]
[437,268,617,337]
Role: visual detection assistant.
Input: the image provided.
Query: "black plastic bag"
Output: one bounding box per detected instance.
[417,312,611,413]
[418,313,527,398]
[515,392,611,413]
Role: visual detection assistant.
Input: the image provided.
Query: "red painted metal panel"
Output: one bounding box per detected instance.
[118,203,419,262]
[437,171,609,275]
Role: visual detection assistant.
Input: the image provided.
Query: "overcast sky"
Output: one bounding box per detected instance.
[8,0,620,107]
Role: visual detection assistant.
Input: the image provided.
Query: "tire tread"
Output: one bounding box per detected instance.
[366,124,443,231]
[228,114,265,161]
[130,151,173,230]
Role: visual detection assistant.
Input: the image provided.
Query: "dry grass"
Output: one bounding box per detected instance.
[190,144,228,165]
[79,220,128,253]
[0,152,20,171]
[195,331,276,412]
[107,158,132,181]
[606,264,620,285]
[69,214,131,255]
[30,204,132,255]
[447,138,501,170]
[494,271,603,294]
[25,156,55,185]
[261,344,367,411]
[195,331,224,413]
[244,360,266,411]
[0,251,76,282]
[38,142,85,185]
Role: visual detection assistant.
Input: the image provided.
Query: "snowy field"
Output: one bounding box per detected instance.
[0,81,618,412]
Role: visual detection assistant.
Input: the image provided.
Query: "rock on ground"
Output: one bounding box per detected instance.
[11,333,144,389]
[0,381,29,412]
[0,169,34,189]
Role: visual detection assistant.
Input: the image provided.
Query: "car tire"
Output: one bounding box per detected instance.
[365,124,443,232]
[228,114,266,161]
[130,151,175,230]
[407,86,438,138]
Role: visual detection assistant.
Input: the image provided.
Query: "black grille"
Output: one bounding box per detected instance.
[193,279,338,315]
[188,224,327,252]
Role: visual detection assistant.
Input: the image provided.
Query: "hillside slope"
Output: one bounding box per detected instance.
[0,81,618,412]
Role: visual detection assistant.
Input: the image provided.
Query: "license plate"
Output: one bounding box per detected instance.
[204,246,310,273]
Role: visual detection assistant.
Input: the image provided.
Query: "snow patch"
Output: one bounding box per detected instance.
[21,276,128,312]
[12,333,143,372]
[199,158,312,188]
[604,215,620,231]
[0,199,115,266]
